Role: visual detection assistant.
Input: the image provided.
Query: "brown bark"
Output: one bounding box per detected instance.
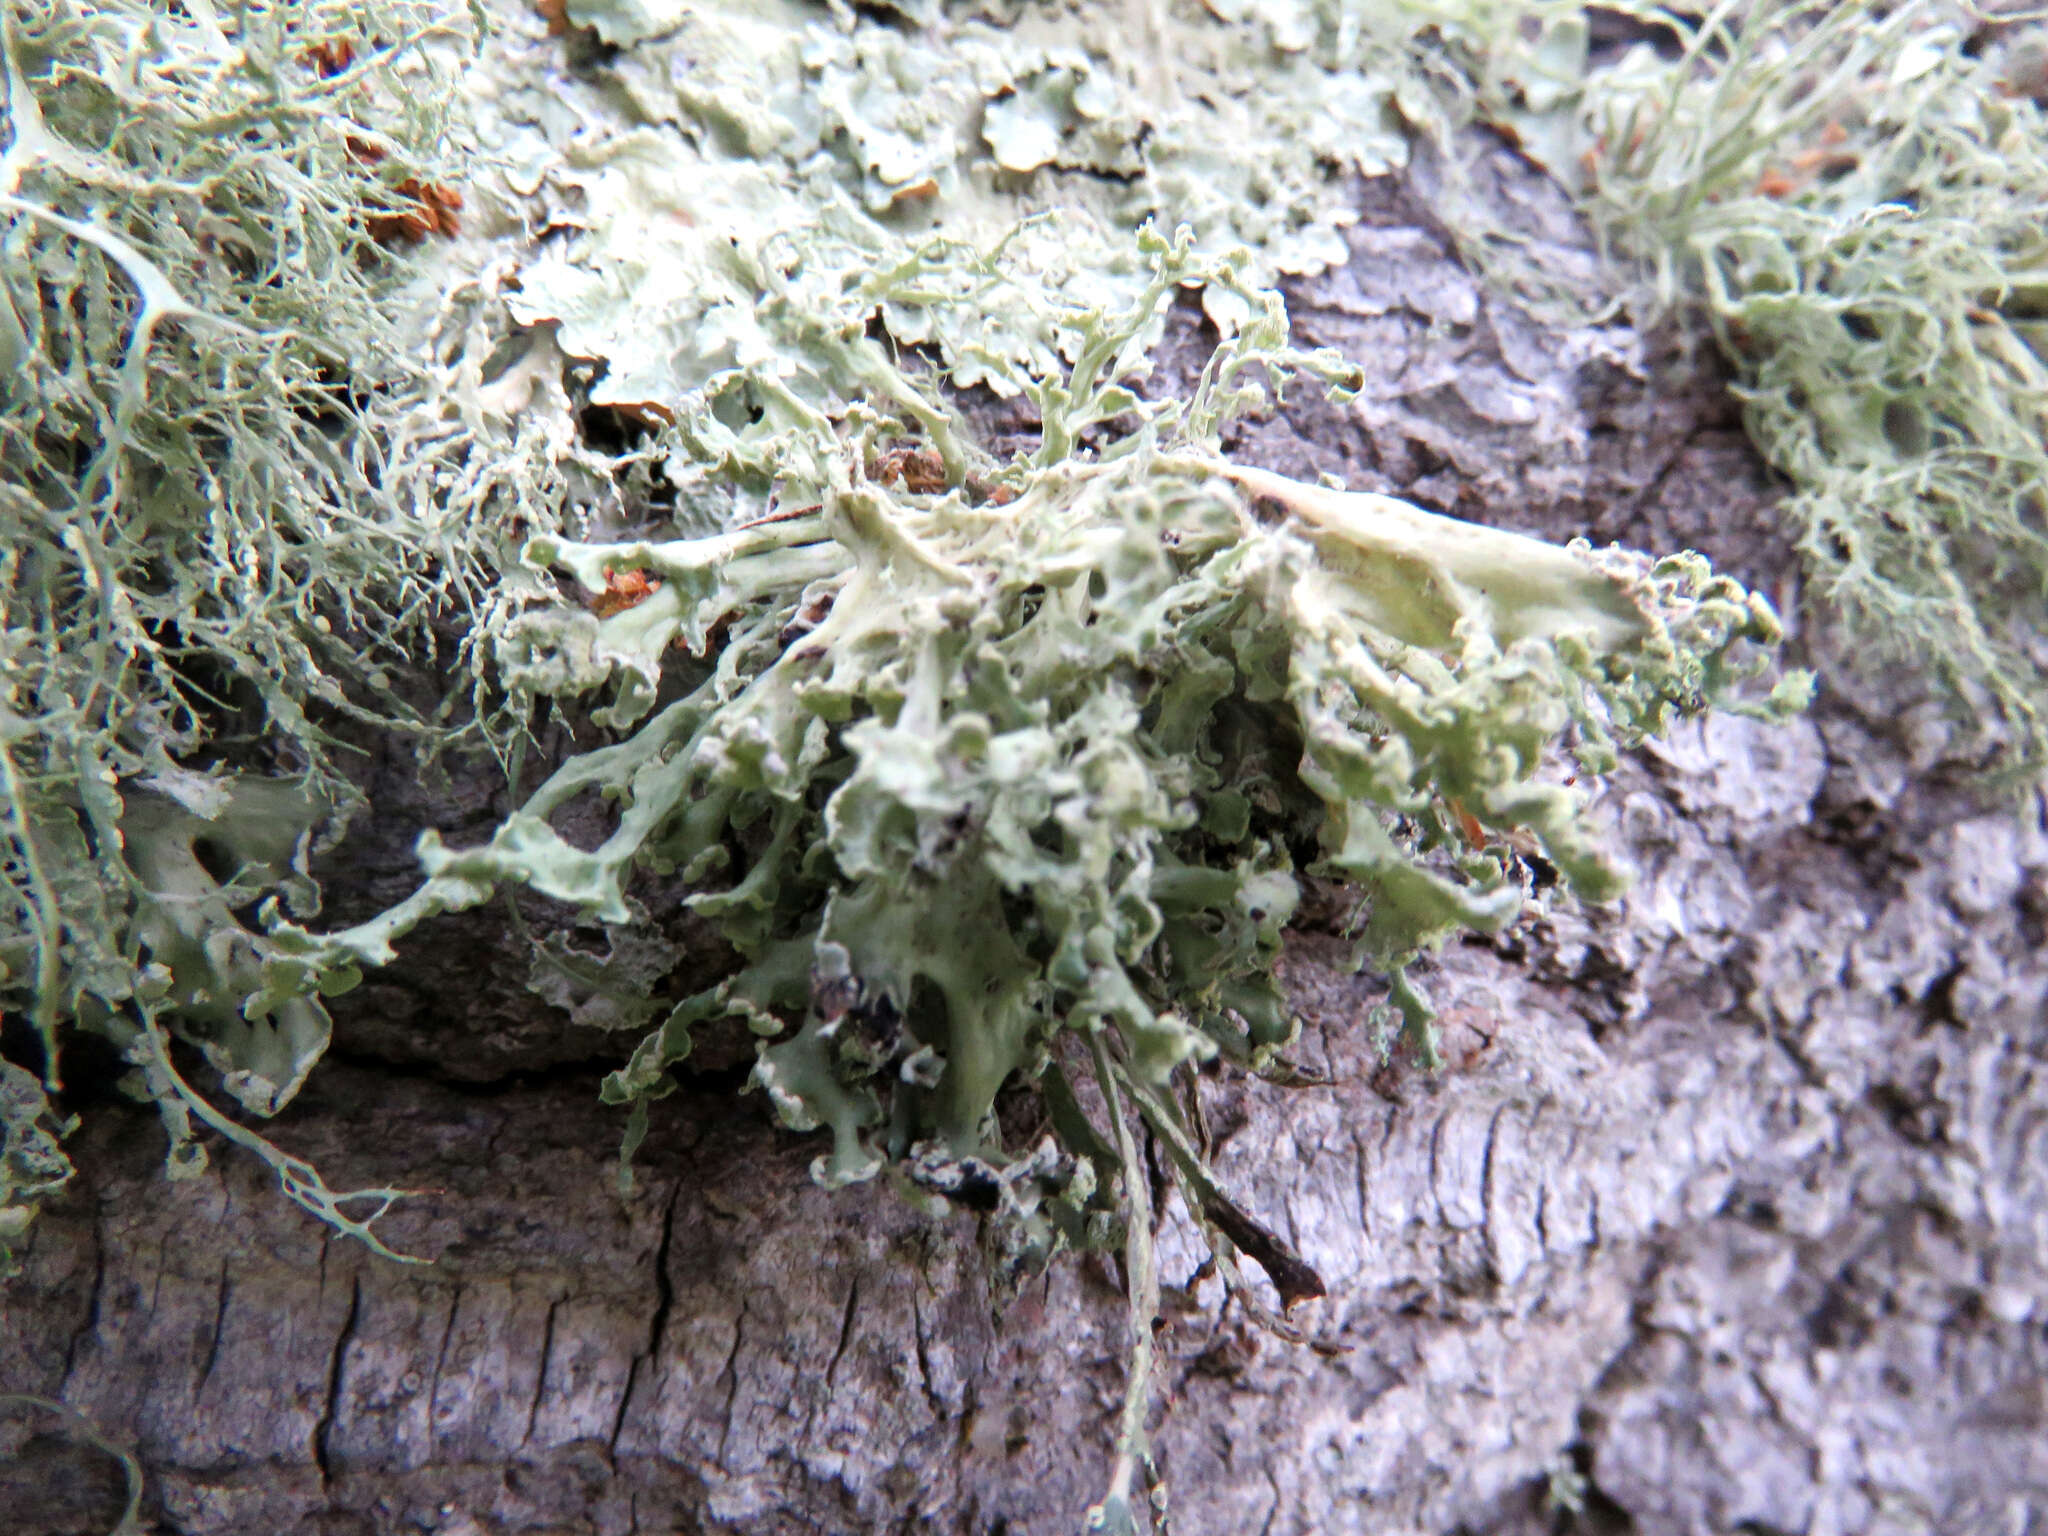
[6,146,2047,1536]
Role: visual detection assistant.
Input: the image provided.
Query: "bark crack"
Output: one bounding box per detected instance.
[909,1285,945,1418]
[1528,1098,1555,1258]
[1256,1468,1284,1536]
[314,1270,363,1488]
[609,1178,684,1458]
[196,1257,231,1398]
[1621,419,1715,530]
[1353,1133,1373,1243]
[1550,1119,1583,1253]
[717,1297,748,1465]
[59,1220,107,1389]
[522,1296,561,1453]
[426,1282,460,1463]
[825,1275,861,1394]
[144,1236,167,1326]
[1479,1100,1510,1269]
[1427,1110,1449,1227]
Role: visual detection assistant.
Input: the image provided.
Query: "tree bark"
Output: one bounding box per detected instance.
[6,147,2047,1536]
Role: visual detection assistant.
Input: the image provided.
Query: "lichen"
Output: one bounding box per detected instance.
[272,228,1804,1527]
[1447,0,2048,776]
[0,0,1829,1522]
[0,0,509,1263]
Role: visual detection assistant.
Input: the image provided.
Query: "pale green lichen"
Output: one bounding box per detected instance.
[1445,0,2048,774]
[0,0,509,1266]
[0,1058,74,1269]
[271,228,1804,1528]
[1594,0,2048,777]
[497,0,1421,438]
[2,0,1826,1522]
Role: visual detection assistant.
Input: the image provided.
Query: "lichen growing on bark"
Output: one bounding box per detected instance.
[269,228,1805,1529]
[0,0,1841,1524]
[1450,0,2048,775]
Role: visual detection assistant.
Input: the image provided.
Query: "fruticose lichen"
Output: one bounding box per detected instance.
[1456,0,2048,775]
[1600,1,2048,778]
[0,0,510,1260]
[0,0,1835,1525]
[271,228,1806,1528]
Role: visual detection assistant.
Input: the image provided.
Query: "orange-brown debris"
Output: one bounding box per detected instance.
[592,566,663,619]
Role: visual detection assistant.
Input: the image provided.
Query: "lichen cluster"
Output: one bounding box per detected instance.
[0,0,1889,1525]
[0,0,490,1257]
[1602,1,2048,776]
[1460,0,2048,773]
[273,230,1805,1527]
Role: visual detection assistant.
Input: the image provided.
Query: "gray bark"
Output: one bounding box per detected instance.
[6,146,2047,1536]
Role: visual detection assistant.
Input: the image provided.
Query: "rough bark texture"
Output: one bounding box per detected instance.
[6,143,2048,1536]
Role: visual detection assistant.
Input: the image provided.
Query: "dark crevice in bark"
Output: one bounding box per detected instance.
[1352,1137,1374,1244]
[60,1223,106,1388]
[646,1181,682,1369]
[610,1180,683,1456]
[1614,419,1714,534]
[1427,1110,1448,1226]
[716,1298,747,1465]
[314,1272,362,1487]
[909,1285,945,1418]
[1563,1431,1638,1534]
[1529,1098,1557,1260]
[825,1275,861,1393]
[1256,1469,1284,1536]
[197,1260,232,1397]
[427,1283,461,1462]
[1770,1027,1840,1096]
[313,1041,615,1100]
[610,1354,641,1457]
[1141,1124,1170,1232]
[1479,1101,1509,1276]
[522,1297,561,1452]
[145,1236,168,1322]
